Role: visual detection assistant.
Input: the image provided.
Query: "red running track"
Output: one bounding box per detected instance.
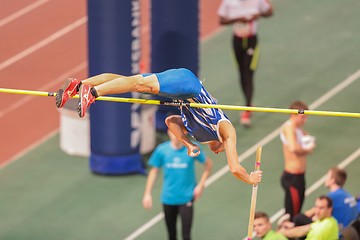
[0,0,221,167]
[0,0,87,166]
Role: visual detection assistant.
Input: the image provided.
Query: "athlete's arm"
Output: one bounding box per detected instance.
[142,167,159,209]
[283,124,313,155]
[219,121,262,185]
[194,157,212,201]
[165,115,200,157]
[279,224,311,238]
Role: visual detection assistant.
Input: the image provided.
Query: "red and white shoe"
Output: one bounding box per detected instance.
[240,110,252,127]
[55,78,81,108]
[77,84,96,118]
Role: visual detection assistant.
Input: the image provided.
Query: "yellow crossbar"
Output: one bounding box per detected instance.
[1,87,360,118]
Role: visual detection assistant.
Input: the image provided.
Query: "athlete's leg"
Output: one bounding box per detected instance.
[179,202,193,240]
[281,172,305,220]
[56,73,154,108]
[234,36,258,126]
[240,66,254,107]
[233,35,247,102]
[233,36,250,125]
[281,172,294,218]
[293,174,306,216]
[240,36,258,107]
[92,74,160,96]
[163,204,179,240]
[81,73,125,86]
[77,74,160,117]
[155,68,202,99]
[165,115,200,157]
[76,68,200,117]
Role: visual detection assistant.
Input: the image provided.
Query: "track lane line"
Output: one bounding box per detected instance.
[0,129,59,169]
[0,62,87,119]
[0,0,49,28]
[0,62,87,168]
[0,17,87,71]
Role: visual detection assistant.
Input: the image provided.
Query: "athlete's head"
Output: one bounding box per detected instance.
[208,141,225,154]
[289,100,309,126]
[314,195,333,220]
[325,167,347,188]
[254,212,272,238]
[167,129,183,149]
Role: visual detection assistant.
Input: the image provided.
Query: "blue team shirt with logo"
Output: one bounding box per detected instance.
[149,141,206,205]
[328,188,359,227]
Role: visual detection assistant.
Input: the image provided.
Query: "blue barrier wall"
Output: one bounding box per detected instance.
[151,0,199,131]
[87,0,144,175]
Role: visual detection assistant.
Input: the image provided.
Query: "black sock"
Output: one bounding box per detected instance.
[76,82,82,92]
[90,87,99,98]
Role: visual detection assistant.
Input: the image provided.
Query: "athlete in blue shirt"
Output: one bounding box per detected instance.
[292,167,359,238]
[325,167,359,228]
[55,68,262,185]
[143,130,212,240]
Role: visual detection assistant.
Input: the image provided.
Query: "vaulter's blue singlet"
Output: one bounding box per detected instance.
[142,68,230,143]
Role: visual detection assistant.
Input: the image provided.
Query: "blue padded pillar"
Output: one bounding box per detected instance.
[87,0,144,175]
[151,0,199,131]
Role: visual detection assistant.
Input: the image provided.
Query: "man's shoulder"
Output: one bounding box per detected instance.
[323,216,339,226]
[329,188,352,198]
[281,120,293,130]
[264,230,288,240]
[153,141,171,152]
[311,217,335,226]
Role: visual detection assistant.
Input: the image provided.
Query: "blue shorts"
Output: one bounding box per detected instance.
[142,68,202,99]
